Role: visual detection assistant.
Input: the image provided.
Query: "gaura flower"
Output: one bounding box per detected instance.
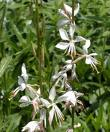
[52,59,78,89]
[52,71,67,89]
[41,87,64,125]
[10,63,28,98]
[19,89,41,119]
[83,40,99,73]
[56,24,86,57]
[52,59,73,89]
[57,91,77,106]
[57,90,83,107]
[18,63,28,91]
[58,3,79,27]
[11,64,39,99]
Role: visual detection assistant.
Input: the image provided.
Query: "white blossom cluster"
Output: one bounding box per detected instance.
[11,2,99,132]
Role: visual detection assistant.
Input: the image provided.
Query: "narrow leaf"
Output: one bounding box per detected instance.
[0,56,12,78]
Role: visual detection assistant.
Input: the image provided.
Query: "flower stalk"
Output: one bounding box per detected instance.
[11,1,99,132]
[35,0,45,94]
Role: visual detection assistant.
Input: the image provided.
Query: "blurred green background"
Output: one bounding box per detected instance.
[0,0,110,131]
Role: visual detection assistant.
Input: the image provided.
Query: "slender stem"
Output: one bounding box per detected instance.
[71,107,74,130]
[35,0,44,94]
[73,55,86,64]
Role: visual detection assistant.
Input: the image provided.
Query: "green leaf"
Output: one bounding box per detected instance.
[6,113,21,132]
[0,56,12,78]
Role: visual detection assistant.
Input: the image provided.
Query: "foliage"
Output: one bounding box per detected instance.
[0,0,110,131]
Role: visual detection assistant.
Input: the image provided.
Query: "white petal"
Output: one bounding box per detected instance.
[64,4,72,16]
[19,102,30,107]
[69,23,75,39]
[37,88,41,95]
[49,87,56,102]
[65,91,76,105]
[49,106,55,125]
[58,9,68,18]
[59,28,69,41]
[65,60,72,64]
[74,3,80,16]
[75,36,86,42]
[85,39,91,48]
[21,63,28,82]
[57,91,76,106]
[19,96,31,103]
[54,105,64,123]
[19,83,26,91]
[18,76,26,90]
[85,56,99,73]
[65,64,72,71]
[67,42,76,56]
[22,121,40,132]
[62,73,67,78]
[55,42,69,50]
[18,76,24,85]
[22,63,27,75]
[40,109,46,121]
[57,19,70,27]
[19,96,31,107]
[83,39,91,53]
[85,56,92,64]
[71,64,78,80]
[74,91,84,98]
[89,53,97,56]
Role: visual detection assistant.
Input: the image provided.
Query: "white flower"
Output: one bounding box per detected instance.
[57,90,83,107]
[19,93,41,119]
[52,59,78,89]
[58,3,79,27]
[22,121,40,132]
[57,91,77,106]
[41,87,64,125]
[63,60,73,71]
[17,63,28,91]
[56,24,86,57]
[49,103,64,126]
[83,40,99,73]
[82,39,91,54]
[52,71,67,89]
[48,87,64,125]
[10,64,29,99]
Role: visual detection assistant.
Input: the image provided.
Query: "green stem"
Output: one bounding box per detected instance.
[73,55,86,64]
[71,107,74,130]
[35,0,45,94]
